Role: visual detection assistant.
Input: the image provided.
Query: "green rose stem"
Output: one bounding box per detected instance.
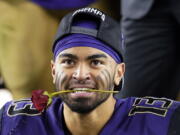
[43,90,119,106]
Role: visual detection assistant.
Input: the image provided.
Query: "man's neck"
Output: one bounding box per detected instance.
[63,96,116,135]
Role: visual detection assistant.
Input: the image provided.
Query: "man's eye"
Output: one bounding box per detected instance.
[62,59,75,65]
[91,60,103,66]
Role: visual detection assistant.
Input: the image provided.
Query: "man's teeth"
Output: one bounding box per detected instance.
[72,88,93,90]
[72,88,93,92]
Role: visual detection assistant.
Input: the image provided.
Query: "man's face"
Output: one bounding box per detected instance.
[51,47,124,113]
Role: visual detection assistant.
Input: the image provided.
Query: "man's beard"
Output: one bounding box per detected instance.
[59,92,110,114]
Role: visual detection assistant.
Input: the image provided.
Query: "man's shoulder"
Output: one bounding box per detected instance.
[0,98,63,135]
[129,97,180,124]
[2,97,62,117]
[3,98,41,117]
[127,96,177,117]
[114,97,180,135]
[116,96,180,121]
[0,99,40,134]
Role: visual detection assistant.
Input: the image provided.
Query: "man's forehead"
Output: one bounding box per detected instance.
[57,46,110,59]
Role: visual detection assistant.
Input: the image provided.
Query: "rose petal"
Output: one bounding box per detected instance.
[31,90,49,112]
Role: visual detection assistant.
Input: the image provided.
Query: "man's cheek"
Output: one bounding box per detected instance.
[55,72,66,90]
[54,73,60,90]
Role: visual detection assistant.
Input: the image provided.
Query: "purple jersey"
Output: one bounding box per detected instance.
[0,97,180,135]
[30,0,96,10]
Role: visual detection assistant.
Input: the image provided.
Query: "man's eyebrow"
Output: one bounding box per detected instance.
[86,54,107,60]
[58,53,78,59]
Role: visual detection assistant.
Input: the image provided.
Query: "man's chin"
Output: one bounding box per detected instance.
[64,93,110,114]
[69,105,96,114]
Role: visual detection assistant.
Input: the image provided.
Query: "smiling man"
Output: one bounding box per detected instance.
[53,46,119,114]
[0,7,180,135]
[51,32,124,114]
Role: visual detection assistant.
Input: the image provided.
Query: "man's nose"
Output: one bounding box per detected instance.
[72,64,91,80]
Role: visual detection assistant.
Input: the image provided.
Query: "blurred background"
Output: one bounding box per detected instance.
[0,0,120,108]
[1,0,180,109]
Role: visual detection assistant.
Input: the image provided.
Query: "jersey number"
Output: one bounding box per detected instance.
[7,99,40,116]
[129,97,173,117]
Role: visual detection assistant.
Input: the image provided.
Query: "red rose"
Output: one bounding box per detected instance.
[31,90,49,112]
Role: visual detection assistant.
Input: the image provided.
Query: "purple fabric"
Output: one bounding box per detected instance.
[1,97,178,135]
[53,34,122,63]
[31,0,96,10]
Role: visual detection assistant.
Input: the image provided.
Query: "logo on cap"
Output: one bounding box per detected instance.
[72,7,106,21]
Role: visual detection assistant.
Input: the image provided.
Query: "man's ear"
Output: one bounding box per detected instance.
[114,63,125,85]
[51,60,56,83]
